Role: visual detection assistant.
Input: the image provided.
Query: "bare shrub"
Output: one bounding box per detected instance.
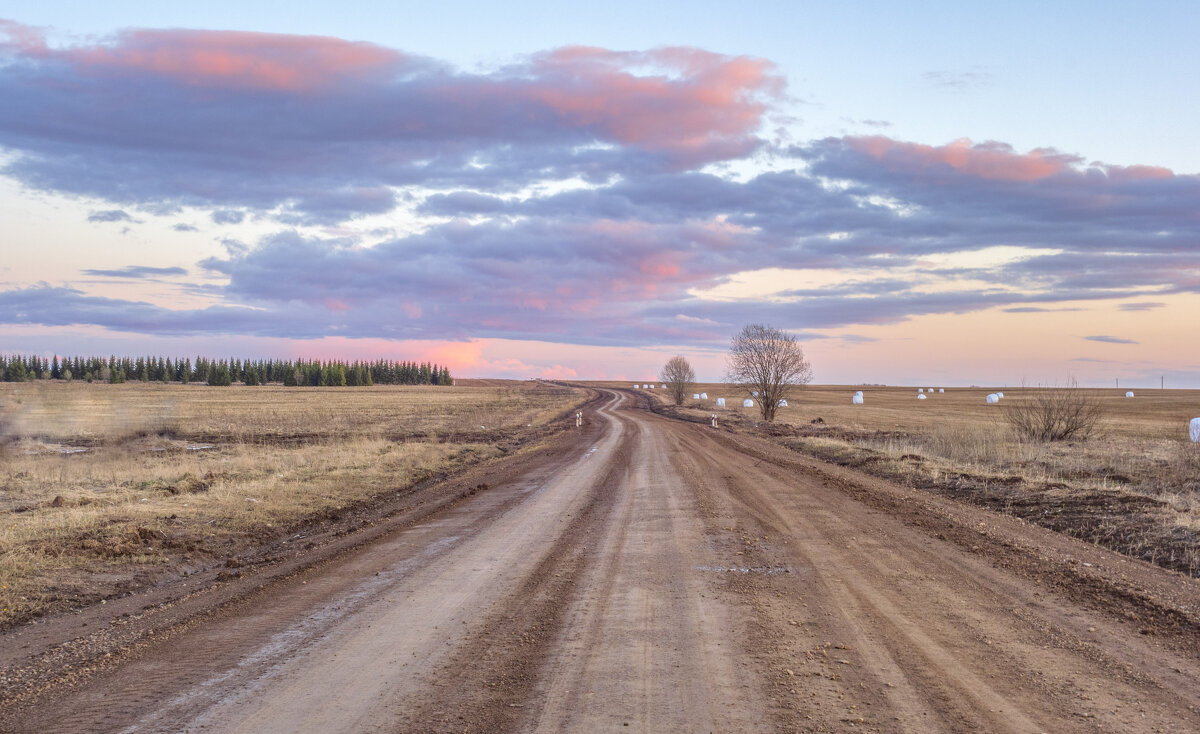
[660,355,696,406]
[1004,381,1104,442]
[725,323,813,422]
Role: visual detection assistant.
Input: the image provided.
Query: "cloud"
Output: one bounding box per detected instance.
[826,136,1084,182]
[81,265,188,278]
[0,22,782,223]
[87,209,133,223]
[0,22,1197,353]
[1002,306,1084,313]
[1117,301,1166,311]
[1084,335,1138,344]
[211,209,245,225]
[922,69,994,92]
[172,222,198,232]
[5,123,1199,348]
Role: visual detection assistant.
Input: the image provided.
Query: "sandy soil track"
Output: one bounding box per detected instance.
[3,389,1200,732]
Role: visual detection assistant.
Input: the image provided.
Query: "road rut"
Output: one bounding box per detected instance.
[3,388,1199,733]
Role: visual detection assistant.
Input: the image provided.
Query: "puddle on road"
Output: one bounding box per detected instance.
[20,446,89,455]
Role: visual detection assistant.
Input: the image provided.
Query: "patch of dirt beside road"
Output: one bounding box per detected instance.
[0,390,604,721]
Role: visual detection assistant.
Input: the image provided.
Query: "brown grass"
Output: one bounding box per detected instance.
[0,381,587,627]
[614,382,1200,577]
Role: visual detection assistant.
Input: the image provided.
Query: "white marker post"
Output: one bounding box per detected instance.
[711,414,718,428]
[575,411,582,428]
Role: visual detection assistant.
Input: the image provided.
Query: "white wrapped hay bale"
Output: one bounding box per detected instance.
[918,394,927,400]
[778,399,788,407]
[701,393,707,399]
[855,390,864,397]
[938,388,945,393]
[1125,391,1135,398]
[852,394,864,405]
[1191,418,1200,442]
[997,392,1004,398]
[693,393,700,399]
[743,399,754,407]
[986,393,1000,404]
[633,384,640,389]
[918,388,923,393]
[716,398,726,408]
[752,391,759,397]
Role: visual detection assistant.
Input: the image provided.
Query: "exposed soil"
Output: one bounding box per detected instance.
[648,397,1200,580]
[1,389,1199,732]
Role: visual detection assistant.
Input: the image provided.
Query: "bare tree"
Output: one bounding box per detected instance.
[725,323,812,422]
[1004,379,1104,441]
[660,355,696,406]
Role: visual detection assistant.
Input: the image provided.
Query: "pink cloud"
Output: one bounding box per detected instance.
[322,298,351,312]
[845,136,1082,182]
[0,22,782,217]
[59,28,403,92]
[510,46,781,166]
[540,364,579,379]
[842,136,1182,186]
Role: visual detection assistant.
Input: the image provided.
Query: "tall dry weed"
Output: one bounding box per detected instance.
[1004,381,1104,442]
[1176,441,1200,491]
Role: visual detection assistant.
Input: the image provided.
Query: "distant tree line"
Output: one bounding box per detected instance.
[0,354,453,387]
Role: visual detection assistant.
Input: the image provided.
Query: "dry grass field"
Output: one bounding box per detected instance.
[0,380,587,628]
[620,382,1200,576]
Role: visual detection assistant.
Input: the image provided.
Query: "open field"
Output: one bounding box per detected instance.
[4,388,1199,732]
[614,382,1200,576]
[0,380,588,628]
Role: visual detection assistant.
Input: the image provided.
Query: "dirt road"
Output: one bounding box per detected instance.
[3,389,1200,732]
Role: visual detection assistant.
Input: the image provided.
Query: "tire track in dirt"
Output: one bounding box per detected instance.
[0,394,615,733]
[389,392,636,732]
[653,409,1200,732]
[530,399,770,732]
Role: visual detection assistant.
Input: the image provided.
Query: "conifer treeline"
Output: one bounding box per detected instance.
[0,354,453,387]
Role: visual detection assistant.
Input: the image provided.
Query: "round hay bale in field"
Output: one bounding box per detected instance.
[852,394,864,405]
[939,388,945,393]
[1125,391,1135,398]
[693,393,700,399]
[744,399,755,408]
[986,393,1000,404]
[778,399,788,407]
[716,398,726,407]
[918,388,924,393]
[701,392,707,399]
[1191,417,1200,442]
[918,394,927,400]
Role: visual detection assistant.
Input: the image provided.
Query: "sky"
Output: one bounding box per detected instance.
[1,1,1198,386]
